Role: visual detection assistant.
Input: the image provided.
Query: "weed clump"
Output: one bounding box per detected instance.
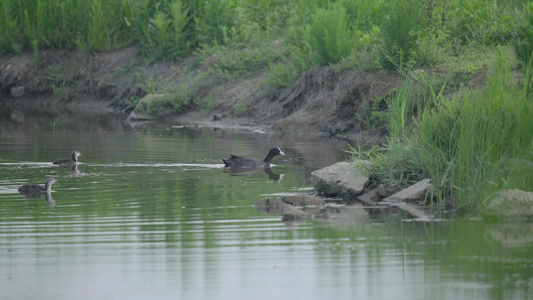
[351,53,533,210]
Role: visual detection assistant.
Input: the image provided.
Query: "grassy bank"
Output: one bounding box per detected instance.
[2,1,532,92]
[352,53,533,210]
[1,0,532,73]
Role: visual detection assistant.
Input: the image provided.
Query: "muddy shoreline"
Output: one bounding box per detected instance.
[0,47,405,140]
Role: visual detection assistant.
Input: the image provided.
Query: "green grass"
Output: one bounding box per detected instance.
[233,99,248,117]
[512,2,533,65]
[136,0,191,61]
[423,55,533,207]
[303,2,358,66]
[195,36,283,76]
[436,44,520,74]
[352,52,533,210]
[378,0,429,71]
[1,0,530,74]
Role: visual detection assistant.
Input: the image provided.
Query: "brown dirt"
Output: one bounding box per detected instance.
[0,47,444,139]
[0,47,144,112]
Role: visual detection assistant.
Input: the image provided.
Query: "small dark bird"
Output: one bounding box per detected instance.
[53,151,82,166]
[222,147,285,168]
[18,178,58,197]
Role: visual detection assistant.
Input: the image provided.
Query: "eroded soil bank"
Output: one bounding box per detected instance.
[0,47,404,139]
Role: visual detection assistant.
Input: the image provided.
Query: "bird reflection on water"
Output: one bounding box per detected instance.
[224,166,285,182]
[44,191,56,206]
[222,147,286,181]
[222,147,285,168]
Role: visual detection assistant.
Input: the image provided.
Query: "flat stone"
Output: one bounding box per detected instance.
[487,189,533,219]
[281,195,326,207]
[355,190,378,206]
[310,160,372,199]
[375,184,390,198]
[254,197,285,214]
[282,204,310,221]
[383,178,431,203]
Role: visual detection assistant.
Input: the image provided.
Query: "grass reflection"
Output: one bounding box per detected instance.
[1,116,532,300]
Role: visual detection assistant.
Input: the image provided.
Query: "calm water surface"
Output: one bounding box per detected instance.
[1,111,532,300]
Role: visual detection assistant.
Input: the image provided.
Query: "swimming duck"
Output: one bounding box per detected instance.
[18,178,58,197]
[53,151,82,166]
[222,147,285,168]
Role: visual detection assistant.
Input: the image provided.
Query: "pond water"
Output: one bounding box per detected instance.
[1,110,532,300]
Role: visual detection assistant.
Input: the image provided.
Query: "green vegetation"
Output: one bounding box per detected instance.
[233,99,248,117]
[352,52,533,210]
[2,0,531,73]
[304,3,358,66]
[134,66,227,114]
[378,0,430,71]
[2,0,533,211]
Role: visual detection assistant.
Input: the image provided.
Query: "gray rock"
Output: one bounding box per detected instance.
[355,190,378,206]
[487,189,533,219]
[375,184,390,198]
[310,160,372,199]
[255,195,326,215]
[282,204,310,221]
[254,197,285,214]
[10,86,25,98]
[383,178,431,203]
[356,184,391,205]
[281,195,326,207]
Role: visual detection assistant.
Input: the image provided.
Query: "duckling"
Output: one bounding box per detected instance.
[18,178,58,197]
[53,151,82,166]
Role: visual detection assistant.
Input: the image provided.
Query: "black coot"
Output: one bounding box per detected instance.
[222,147,285,168]
[18,178,58,197]
[53,151,82,166]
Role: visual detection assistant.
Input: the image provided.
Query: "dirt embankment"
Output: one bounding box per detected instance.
[0,47,402,138]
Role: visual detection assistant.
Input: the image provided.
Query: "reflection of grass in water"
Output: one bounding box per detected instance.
[311,216,533,291]
[33,161,304,222]
[490,223,533,248]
